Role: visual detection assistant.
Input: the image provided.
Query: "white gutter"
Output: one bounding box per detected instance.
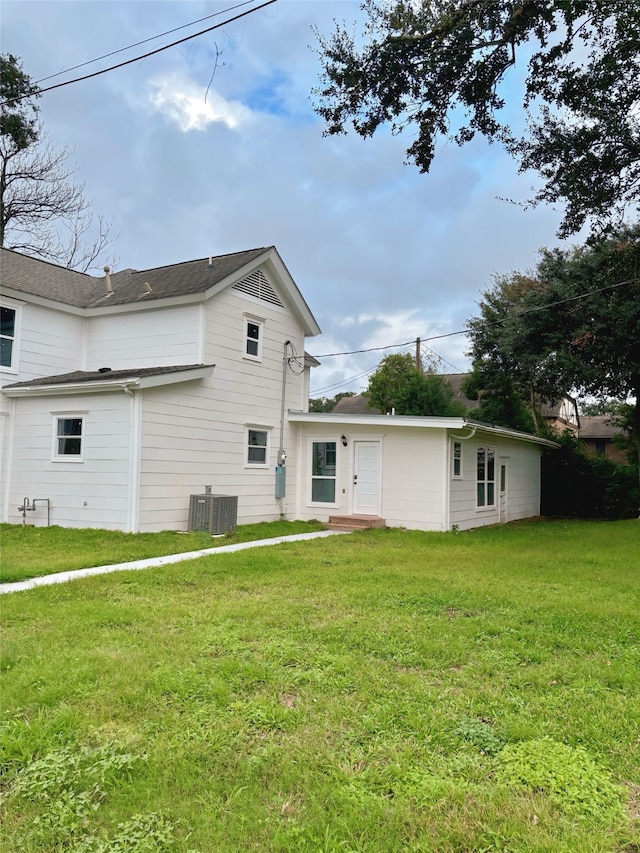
[1,379,142,397]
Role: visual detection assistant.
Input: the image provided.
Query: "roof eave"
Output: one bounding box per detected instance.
[2,365,215,397]
[287,411,559,448]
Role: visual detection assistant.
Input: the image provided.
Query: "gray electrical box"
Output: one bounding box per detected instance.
[188,493,238,534]
[275,466,286,499]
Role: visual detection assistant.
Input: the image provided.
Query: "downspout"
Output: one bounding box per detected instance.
[445,426,477,531]
[450,427,477,441]
[122,382,141,532]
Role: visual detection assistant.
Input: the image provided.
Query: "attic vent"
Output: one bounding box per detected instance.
[233,270,283,307]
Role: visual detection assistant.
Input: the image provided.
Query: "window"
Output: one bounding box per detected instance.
[452,441,462,478]
[247,428,269,465]
[244,317,263,360]
[1,306,16,369]
[311,441,337,502]
[476,446,495,508]
[54,416,84,460]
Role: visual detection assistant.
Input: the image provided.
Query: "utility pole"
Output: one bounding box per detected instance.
[415,337,421,371]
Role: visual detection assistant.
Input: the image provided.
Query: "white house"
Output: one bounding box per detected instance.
[1,247,556,533]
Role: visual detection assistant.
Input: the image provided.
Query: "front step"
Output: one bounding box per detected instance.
[325,514,386,532]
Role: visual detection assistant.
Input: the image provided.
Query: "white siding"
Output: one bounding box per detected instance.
[5,392,132,530]
[448,436,542,531]
[86,304,202,369]
[293,423,448,531]
[2,302,84,383]
[135,286,309,532]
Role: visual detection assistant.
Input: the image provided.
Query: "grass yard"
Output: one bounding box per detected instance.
[1,519,639,852]
[0,520,327,584]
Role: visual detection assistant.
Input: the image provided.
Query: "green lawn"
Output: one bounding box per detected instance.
[1,520,639,852]
[0,520,327,584]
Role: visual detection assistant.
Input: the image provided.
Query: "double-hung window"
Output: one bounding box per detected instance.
[311,441,337,503]
[1,305,17,369]
[246,427,269,466]
[53,415,84,461]
[476,446,495,507]
[244,316,263,361]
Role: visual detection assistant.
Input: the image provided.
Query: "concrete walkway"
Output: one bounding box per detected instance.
[0,529,350,595]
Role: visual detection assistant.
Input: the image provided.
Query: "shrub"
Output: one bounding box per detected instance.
[542,432,640,518]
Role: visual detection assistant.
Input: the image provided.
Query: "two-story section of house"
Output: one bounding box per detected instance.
[0,246,321,532]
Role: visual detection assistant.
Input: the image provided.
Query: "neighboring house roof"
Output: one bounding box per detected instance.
[578,415,622,439]
[441,373,477,411]
[0,246,321,336]
[2,364,215,396]
[333,394,380,414]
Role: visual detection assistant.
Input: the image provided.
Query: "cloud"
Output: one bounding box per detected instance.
[148,72,251,131]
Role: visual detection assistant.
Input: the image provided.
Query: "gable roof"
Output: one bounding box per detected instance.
[0,246,321,336]
[578,415,622,439]
[0,247,266,307]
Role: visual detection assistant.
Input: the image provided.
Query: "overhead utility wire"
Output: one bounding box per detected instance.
[1,0,277,104]
[34,0,259,85]
[309,276,638,359]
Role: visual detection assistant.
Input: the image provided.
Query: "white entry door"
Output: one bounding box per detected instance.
[353,441,381,515]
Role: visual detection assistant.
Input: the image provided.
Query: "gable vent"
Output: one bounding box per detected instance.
[233,270,284,307]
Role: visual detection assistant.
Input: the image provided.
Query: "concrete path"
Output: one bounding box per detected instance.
[0,529,350,595]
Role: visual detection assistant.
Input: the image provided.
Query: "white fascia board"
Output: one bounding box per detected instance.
[2,366,214,398]
[2,379,141,397]
[288,411,559,448]
[0,289,85,316]
[0,287,206,317]
[287,411,466,430]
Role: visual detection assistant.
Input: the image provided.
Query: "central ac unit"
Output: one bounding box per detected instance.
[188,494,238,535]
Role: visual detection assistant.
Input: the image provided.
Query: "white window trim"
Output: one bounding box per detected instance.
[476,444,496,510]
[309,437,339,507]
[244,424,271,468]
[451,440,463,479]
[0,299,23,374]
[52,411,87,463]
[243,314,264,362]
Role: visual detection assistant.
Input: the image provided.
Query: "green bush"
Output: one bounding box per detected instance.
[542,432,640,518]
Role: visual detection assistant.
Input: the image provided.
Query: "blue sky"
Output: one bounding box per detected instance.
[2,0,574,396]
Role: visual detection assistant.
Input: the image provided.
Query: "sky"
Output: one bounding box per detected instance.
[2,0,575,397]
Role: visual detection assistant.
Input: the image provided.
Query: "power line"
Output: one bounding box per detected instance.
[309,276,638,360]
[0,0,277,104]
[33,1,259,86]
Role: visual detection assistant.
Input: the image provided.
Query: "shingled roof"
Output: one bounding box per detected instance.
[3,364,213,390]
[0,246,270,308]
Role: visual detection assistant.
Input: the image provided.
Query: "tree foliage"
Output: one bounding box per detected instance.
[0,54,115,271]
[0,53,39,151]
[366,353,465,416]
[314,0,640,237]
[461,364,535,434]
[466,223,640,470]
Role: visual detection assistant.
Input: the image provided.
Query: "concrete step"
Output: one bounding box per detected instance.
[325,515,386,531]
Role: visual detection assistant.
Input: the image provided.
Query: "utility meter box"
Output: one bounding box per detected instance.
[275,466,286,499]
